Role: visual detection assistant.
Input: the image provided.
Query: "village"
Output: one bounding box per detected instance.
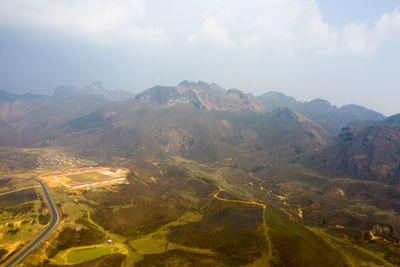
[31,149,129,191]
[35,151,96,170]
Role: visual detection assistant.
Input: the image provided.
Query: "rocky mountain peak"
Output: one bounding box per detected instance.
[136,81,264,113]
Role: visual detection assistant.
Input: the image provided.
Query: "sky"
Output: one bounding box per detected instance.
[0,0,400,115]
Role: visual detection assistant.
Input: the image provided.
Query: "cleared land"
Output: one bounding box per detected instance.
[67,246,112,264]
[65,172,110,183]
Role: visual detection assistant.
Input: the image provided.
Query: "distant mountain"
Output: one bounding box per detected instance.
[257,91,385,132]
[136,81,264,113]
[54,103,330,166]
[305,113,400,184]
[0,81,330,165]
[52,81,135,101]
[0,90,45,102]
[3,81,391,169]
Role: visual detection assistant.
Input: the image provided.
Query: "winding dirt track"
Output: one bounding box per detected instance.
[213,185,273,262]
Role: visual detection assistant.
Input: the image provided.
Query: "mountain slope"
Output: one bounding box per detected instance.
[305,113,400,184]
[257,91,385,132]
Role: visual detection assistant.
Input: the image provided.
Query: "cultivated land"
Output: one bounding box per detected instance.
[0,147,399,266]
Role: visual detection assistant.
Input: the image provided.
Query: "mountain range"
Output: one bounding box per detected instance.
[2,80,400,266]
[0,80,396,184]
[257,91,384,132]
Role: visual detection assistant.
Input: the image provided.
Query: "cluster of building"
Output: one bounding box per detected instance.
[36,152,95,170]
[70,176,127,189]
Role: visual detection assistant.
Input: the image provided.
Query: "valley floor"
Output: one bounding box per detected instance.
[0,149,400,266]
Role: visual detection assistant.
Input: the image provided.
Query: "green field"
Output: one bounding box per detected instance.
[66,172,109,183]
[66,246,112,264]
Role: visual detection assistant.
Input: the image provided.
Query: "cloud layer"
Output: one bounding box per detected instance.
[1,0,399,54]
[186,0,400,55]
[0,0,166,44]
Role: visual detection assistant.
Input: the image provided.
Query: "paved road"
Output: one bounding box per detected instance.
[0,176,59,267]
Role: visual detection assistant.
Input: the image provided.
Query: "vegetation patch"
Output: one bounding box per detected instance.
[0,248,8,261]
[130,212,203,255]
[168,201,267,266]
[47,226,106,258]
[266,208,347,267]
[66,246,112,264]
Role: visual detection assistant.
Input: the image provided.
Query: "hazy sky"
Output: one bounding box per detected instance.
[1,0,400,115]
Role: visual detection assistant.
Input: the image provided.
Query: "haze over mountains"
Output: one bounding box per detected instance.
[0,80,395,185]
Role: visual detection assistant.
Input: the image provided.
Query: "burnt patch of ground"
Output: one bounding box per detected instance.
[41,253,126,267]
[87,171,215,238]
[266,207,347,267]
[91,195,191,237]
[0,187,37,209]
[168,200,267,266]
[135,250,224,267]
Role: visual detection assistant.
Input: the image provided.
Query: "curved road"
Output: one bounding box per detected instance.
[0,176,59,267]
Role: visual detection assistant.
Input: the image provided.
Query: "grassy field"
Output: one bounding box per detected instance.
[66,171,110,183]
[67,246,112,264]
[130,212,203,255]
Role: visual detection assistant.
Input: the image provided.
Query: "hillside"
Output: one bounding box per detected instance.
[305,114,400,184]
[0,81,331,167]
[257,91,385,132]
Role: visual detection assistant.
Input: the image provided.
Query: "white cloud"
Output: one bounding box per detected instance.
[339,23,375,54]
[335,8,400,55]
[202,16,233,46]
[186,0,400,55]
[186,0,337,53]
[375,8,400,34]
[1,0,400,54]
[0,0,166,44]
